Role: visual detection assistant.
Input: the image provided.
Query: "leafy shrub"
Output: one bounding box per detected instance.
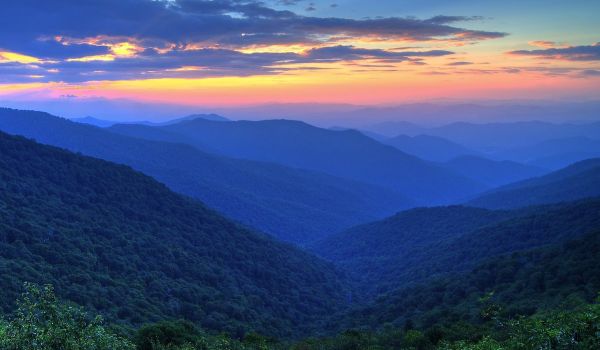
[0,283,134,350]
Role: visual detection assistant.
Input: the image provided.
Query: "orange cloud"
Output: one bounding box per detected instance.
[58,36,144,62]
[528,41,568,49]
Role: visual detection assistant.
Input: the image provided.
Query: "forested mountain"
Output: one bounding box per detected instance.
[312,198,600,297]
[328,229,600,334]
[0,108,412,244]
[0,131,349,338]
[443,155,546,187]
[110,118,486,205]
[469,158,600,209]
[383,134,477,162]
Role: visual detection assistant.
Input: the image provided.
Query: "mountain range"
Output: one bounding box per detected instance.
[382,134,478,162]
[443,155,547,187]
[72,114,230,128]
[468,158,600,209]
[2,105,600,347]
[0,130,348,338]
[0,108,411,244]
[109,118,486,205]
[366,120,600,153]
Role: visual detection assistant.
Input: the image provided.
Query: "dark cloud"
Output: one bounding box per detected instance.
[304,45,452,62]
[305,3,317,12]
[0,0,506,82]
[1,0,505,54]
[509,43,600,61]
[277,0,304,5]
[425,15,484,24]
[0,46,455,83]
[580,69,600,77]
[447,61,473,66]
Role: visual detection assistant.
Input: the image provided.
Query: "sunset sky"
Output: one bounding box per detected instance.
[1,0,599,109]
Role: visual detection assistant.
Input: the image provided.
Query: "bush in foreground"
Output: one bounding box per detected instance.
[0,283,134,350]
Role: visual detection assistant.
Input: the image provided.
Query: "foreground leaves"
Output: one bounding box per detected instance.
[0,283,134,350]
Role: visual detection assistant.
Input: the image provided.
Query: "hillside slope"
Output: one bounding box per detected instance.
[0,108,412,244]
[468,158,600,209]
[443,155,546,187]
[0,131,348,338]
[312,199,600,297]
[328,229,600,333]
[383,134,477,162]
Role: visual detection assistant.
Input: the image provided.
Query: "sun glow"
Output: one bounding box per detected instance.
[0,51,41,64]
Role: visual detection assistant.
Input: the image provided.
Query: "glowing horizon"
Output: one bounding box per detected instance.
[1,0,599,108]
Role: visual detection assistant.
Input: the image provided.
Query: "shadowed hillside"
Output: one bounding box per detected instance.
[312,199,600,297]
[468,158,600,209]
[0,108,412,244]
[0,131,349,338]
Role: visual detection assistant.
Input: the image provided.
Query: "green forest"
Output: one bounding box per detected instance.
[1,282,598,349]
[0,127,599,348]
[1,0,600,345]
[0,132,348,338]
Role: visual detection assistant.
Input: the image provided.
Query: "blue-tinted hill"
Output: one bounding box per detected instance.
[0,108,411,244]
[424,121,600,151]
[443,155,547,187]
[468,158,600,209]
[383,134,477,162]
[496,136,600,170]
[111,118,486,205]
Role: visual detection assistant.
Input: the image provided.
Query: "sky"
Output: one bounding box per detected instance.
[0,0,599,116]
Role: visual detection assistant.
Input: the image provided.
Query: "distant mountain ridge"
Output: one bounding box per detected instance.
[495,136,600,170]
[111,118,486,205]
[468,158,600,209]
[443,155,547,187]
[71,116,116,127]
[382,134,478,162]
[0,108,411,244]
[364,120,600,153]
[423,121,600,151]
[72,113,229,128]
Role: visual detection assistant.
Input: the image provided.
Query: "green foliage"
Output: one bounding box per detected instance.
[0,283,134,350]
[439,300,600,349]
[287,300,600,350]
[312,199,600,298]
[136,321,202,350]
[0,131,347,338]
[329,230,600,334]
[133,321,286,350]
